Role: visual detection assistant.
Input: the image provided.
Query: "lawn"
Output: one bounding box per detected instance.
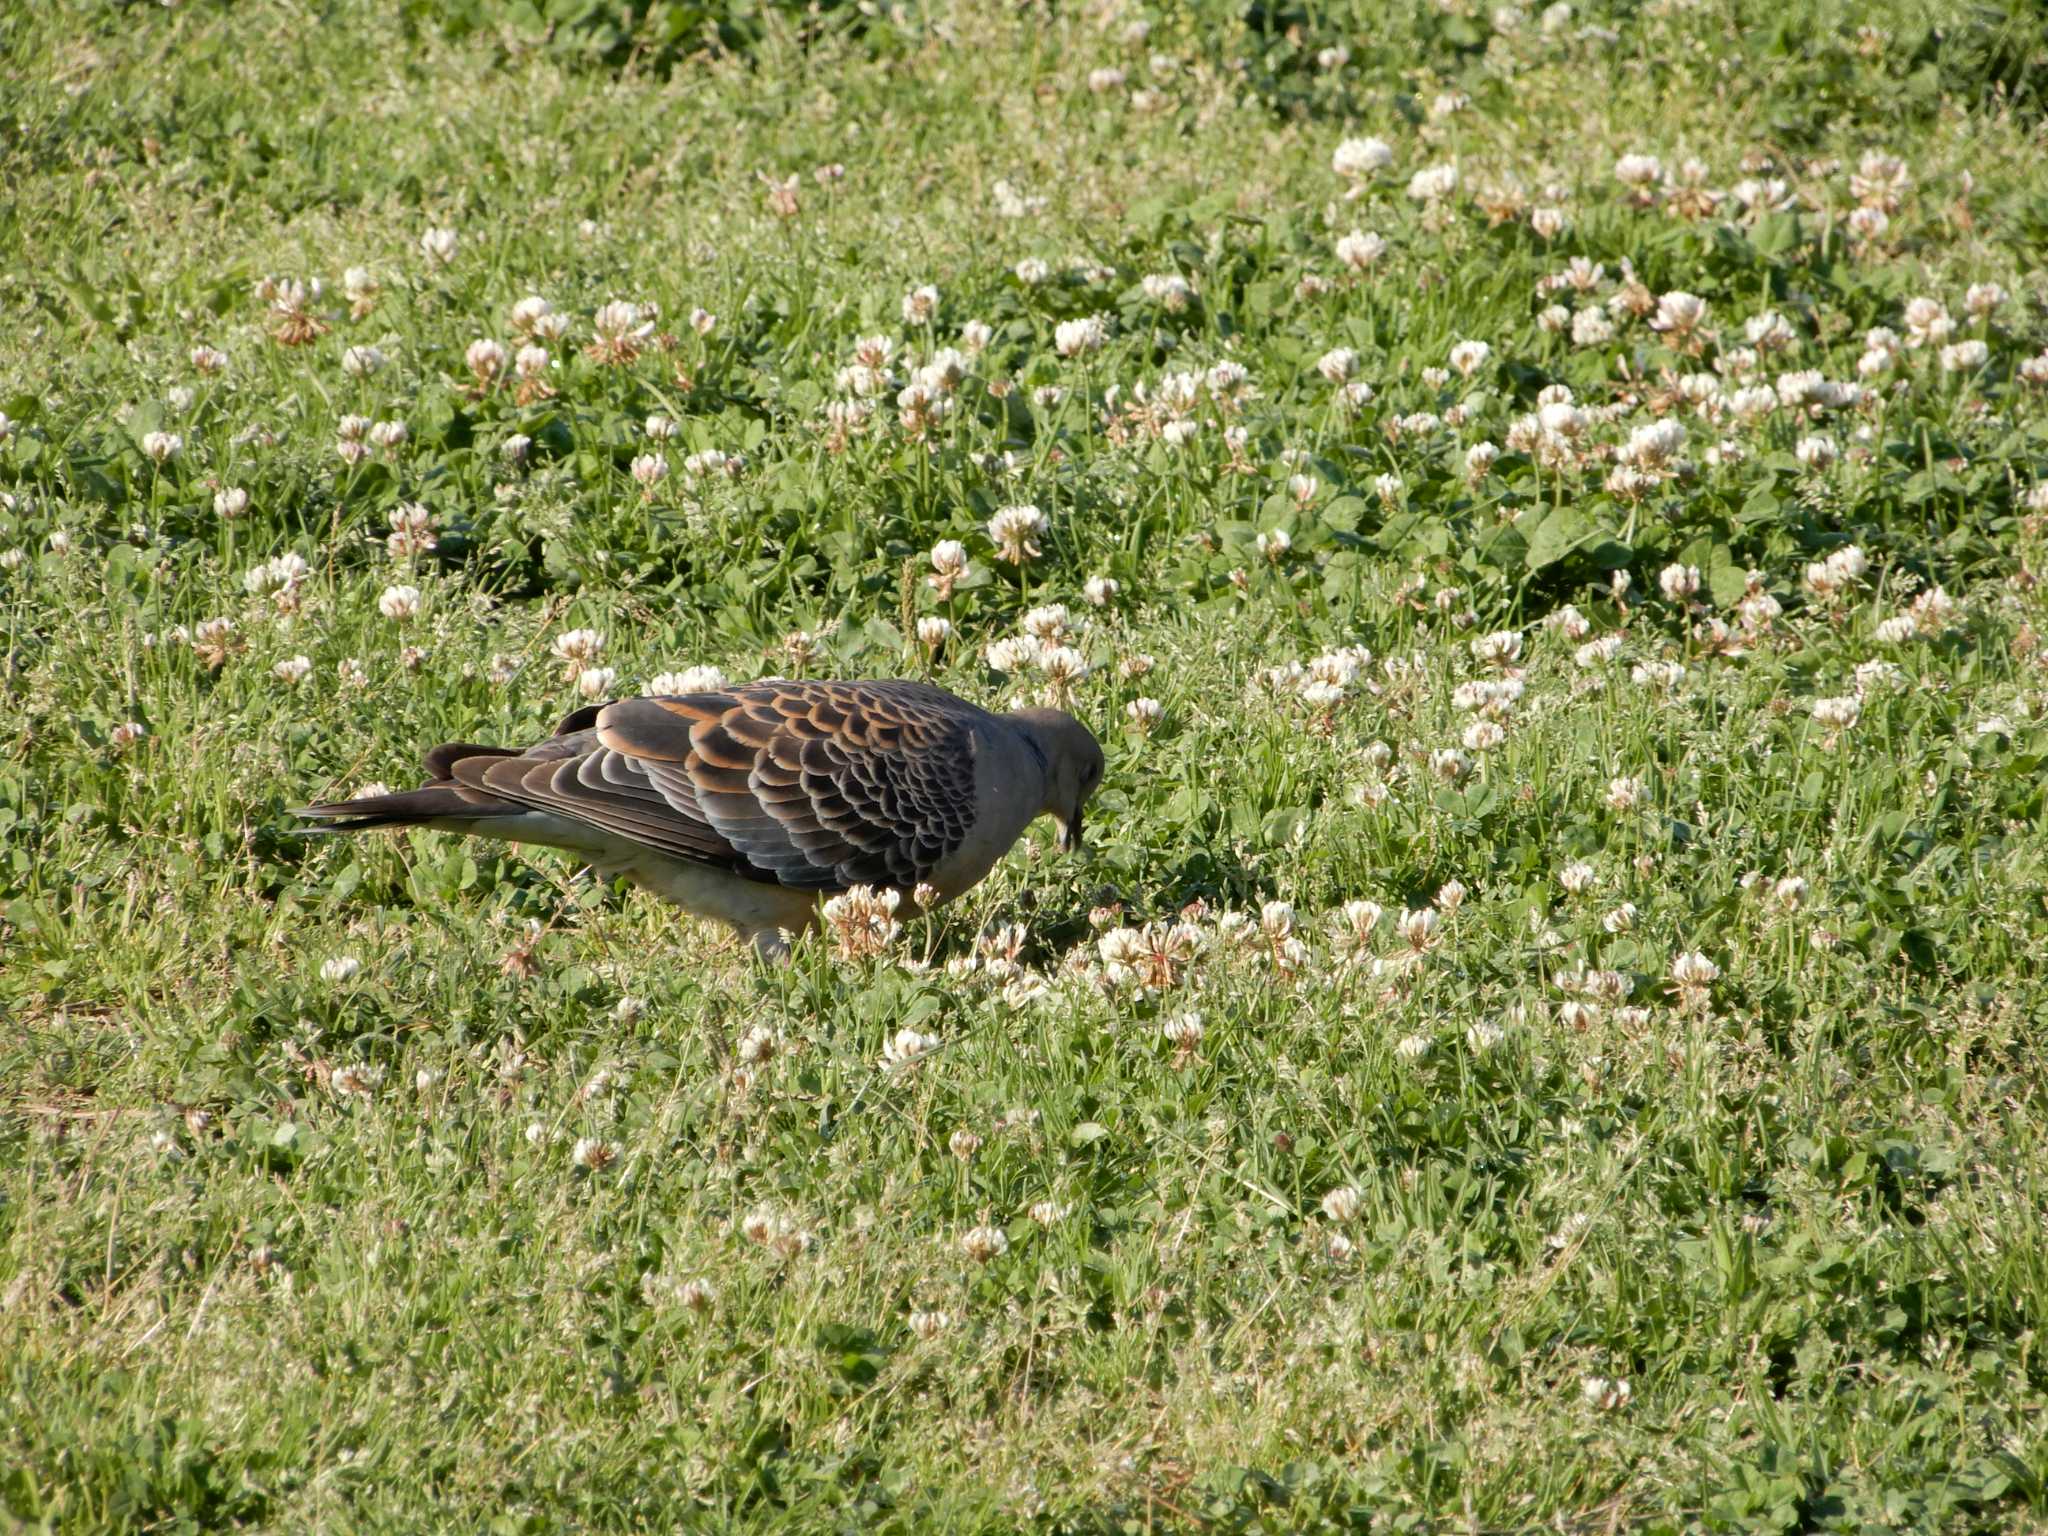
[5,0,2048,1529]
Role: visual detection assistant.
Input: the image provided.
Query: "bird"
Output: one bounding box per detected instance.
[296,678,1104,958]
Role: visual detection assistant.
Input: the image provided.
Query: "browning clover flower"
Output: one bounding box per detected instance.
[821,885,902,960]
[587,299,655,366]
[988,504,1047,563]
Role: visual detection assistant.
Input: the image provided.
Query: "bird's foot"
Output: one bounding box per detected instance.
[749,927,796,965]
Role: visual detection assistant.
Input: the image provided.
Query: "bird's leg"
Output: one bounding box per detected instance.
[749,927,795,965]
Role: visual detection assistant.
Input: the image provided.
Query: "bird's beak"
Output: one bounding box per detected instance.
[1054,808,1083,854]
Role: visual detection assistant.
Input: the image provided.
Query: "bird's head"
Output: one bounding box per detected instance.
[1009,706,1105,854]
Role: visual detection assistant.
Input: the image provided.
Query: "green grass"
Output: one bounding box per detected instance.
[5,0,2048,1529]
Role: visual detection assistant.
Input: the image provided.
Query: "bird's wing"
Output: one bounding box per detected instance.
[453,682,984,891]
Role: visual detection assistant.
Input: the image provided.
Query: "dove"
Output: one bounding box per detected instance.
[297,679,1104,957]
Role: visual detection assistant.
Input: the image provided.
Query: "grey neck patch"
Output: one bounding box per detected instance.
[1018,731,1050,783]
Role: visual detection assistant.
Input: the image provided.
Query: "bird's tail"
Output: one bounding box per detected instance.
[293,743,526,833]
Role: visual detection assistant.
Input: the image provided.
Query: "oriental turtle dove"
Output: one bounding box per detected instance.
[298,679,1104,957]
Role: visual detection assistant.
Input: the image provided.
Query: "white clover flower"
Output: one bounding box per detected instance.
[1745,311,1796,351]
[988,504,1048,562]
[1605,775,1644,811]
[1083,575,1119,607]
[1320,1186,1363,1223]
[551,627,606,665]
[1448,340,1491,376]
[1014,257,1049,284]
[1334,229,1388,271]
[916,616,953,649]
[1963,282,2008,317]
[1811,695,1862,731]
[1428,747,1470,784]
[1036,645,1090,695]
[571,1137,619,1171]
[1125,697,1163,732]
[1939,339,1989,372]
[960,1224,1009,1263]
[629,453,668,488]
[1614,153,1663,188]
[1902,296,1952,348]
[1650,291,1708,336]
[1847,206,1889,245]
[1464,1022,1505,1053]
[273,655,313,686]
[1463,719,1506,751]
[881,1027,942,1069]
[985,636,1043,674]
[377,585,421,621]
[683,448,743,479]
[208,486,251,520]
[141,431,182,464]
[901,284,940,324]
[509,295,553,334]
[331,1064,384,1101]
[320,956,362,984]
[419,226,459,264]
[1162,1012,1204,1050]
[574,666,618,700]
[1658,563,1701,601]
[645,665,727,695]
[590,299,656,359]
[1794,434,1838,469]
[1571,308,1615,346]
[1559,861,1596,894]
[1908,586,1955,635]
[1331,136,1393,180]
[1019,604,1072,643]
[1670,950,1719,988]
[244,552,309,595]
[1141,272,1194,311]
[1406,163,1458,203]
[1470,630,1523,667]
[1397,907,1441,952]
[1394,1034,1430,1060]
[1316,347,1359,384]
[1582,1377,1632,1411]
[1622,419,1688,470]
[1054,315,1109,357]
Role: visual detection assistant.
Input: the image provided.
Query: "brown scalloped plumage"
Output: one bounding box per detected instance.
[296,678,1104,957]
